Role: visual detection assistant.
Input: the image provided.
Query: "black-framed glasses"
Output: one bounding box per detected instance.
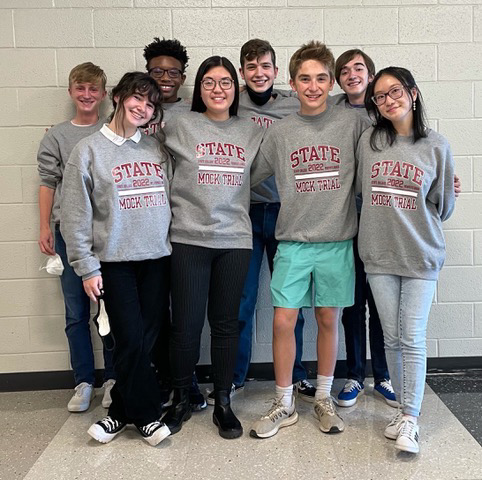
[371,86,404,106]
[148,67,183,79]
[201,77,234,91]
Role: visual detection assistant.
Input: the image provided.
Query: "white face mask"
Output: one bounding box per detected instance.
[40,254,64,276]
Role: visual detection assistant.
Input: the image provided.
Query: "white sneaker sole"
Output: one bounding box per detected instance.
[395,440,419,454]
[88,424,126,444]
[250,411,299,439]
[384,428,398,440]
[374,389,400,408]
[337,389,364,407]
[142,425,171,446]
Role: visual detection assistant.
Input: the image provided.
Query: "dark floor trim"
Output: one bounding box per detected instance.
[2,356,481,392]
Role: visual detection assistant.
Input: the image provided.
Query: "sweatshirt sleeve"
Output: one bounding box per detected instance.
[60,144,101,280]
[37,130,61,190]
[426,140,456,222]
[250,131,276,188]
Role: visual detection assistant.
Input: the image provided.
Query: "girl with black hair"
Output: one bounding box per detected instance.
[61,72,172,447]
[357,66,456,454]
[161,56,264,439]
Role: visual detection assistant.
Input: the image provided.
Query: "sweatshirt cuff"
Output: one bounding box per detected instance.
[82,269,101,281]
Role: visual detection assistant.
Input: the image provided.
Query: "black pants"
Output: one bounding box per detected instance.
[170,243,251,391]
[101,257,170,426]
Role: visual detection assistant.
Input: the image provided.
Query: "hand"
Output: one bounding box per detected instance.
[38,225,55,255]
[454,174,461,198]
[83,275,103,303]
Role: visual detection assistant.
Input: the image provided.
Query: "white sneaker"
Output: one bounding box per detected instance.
[137,420,171,446]
[68,382,95,412]
[102,379,116,408]
[88,416,126,444]
[395,420,420,454]
[384,410,403,440]
[250,398,298,439]
[314,396,345,434]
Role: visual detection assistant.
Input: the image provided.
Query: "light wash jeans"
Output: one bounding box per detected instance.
[367,274,436,417]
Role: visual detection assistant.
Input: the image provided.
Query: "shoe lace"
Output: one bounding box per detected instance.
[343,379,361,393]
[398,420,417,439]
[264,399,289,423]
[315,397,336,416]
[141,420,162,435]
[379,380,394,394]
[99,416,119,430]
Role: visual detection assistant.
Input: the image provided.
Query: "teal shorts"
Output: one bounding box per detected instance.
[270,240,355,308]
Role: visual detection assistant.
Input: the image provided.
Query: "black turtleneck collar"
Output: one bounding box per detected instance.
[246,84,274,106]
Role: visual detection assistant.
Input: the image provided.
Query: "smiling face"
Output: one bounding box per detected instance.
[240,52,278,93]
[338,54,373,105]
[374,74,417,134]
[148,55,185,104]
[117,92,155,136]
[200,66,235,121]
[290,59,334,116]
[68,81,106,116]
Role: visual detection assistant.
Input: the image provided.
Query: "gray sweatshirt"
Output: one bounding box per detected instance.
[61,125,172,280]
[164,111,264,249]
[238,90,299,204]
[251,105,370,243]
[356,128,455,280]
[143,98,191,136]
[37,119,103,224]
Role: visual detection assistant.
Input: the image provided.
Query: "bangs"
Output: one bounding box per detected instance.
[136,81,162,105]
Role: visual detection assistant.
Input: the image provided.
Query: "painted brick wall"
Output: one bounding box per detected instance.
[0,0,480,374]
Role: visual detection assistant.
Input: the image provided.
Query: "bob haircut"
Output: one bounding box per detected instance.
[365,66,428,151]
[109,71,168,159]
[289,41,335,81]
[334,49,375,87]
[191,56,239,117]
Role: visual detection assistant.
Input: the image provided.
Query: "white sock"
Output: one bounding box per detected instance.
[275,384,294,409]
[315,374,334,400]
[402,414,418,424]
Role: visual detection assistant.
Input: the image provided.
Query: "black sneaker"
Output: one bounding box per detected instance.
[190,374,207,411]
[137,420,171,446]
[87,416,126,444]
[293,379,316,403]
[207,383,244,406]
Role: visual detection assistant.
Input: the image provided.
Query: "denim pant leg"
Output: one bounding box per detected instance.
[340,235,368,383]
[233,204,266,387]
[368,274,435,417]
[366,283,390,383]
[55,227,95,386]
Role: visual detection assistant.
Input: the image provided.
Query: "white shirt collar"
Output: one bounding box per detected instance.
[100,124,142,146]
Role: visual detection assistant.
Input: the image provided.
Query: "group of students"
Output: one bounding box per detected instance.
[37,37,457,454]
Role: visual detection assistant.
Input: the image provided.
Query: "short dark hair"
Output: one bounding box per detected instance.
[335,49,375,86]
[143,37,189,72]
[240,38,276,68]
[289,41,334,80]
[191,56,239,117]
[365,66,428,151]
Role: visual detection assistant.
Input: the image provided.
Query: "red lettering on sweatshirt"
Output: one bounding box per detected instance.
[371,161,424,187]
[196,142,245,162]
[290,145,341,169]
[112,161,165,184]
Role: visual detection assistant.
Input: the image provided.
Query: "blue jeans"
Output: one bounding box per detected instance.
[233,203,307,387]
[55,226,115,385]
[367,274,436,417]
[341,234,389,384]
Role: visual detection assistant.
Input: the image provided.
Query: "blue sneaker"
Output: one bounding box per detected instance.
[337,379,364,407]
[374,380,399,408]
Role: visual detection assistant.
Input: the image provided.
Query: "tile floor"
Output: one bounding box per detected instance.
[1,378,482,480]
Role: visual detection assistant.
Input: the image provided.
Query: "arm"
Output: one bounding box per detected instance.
[60,146,101,282]
[38,186,56,255]
[250,148,275,189]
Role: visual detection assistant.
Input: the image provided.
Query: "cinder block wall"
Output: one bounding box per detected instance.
[1,0,481,374]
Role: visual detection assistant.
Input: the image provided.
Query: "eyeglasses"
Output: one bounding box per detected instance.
[201,77,234,91]
[148,67,183,79]
[371,86,404,106]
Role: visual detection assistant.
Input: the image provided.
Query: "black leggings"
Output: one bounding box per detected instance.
[169,243,251,391]
[101,257,170,426]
